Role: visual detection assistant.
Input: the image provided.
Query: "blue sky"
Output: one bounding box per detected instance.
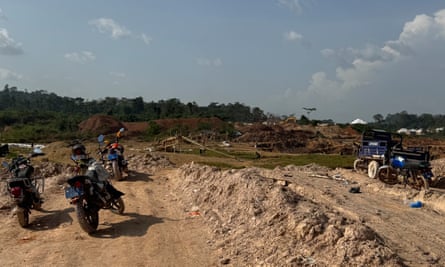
[1,1,445,123]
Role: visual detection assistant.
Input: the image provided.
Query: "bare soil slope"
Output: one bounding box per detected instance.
[1,148,445,266]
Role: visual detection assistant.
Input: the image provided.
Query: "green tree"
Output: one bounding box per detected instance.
[373,114,384,123]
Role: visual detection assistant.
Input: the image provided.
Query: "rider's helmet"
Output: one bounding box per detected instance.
[72,143,88,160]
[111,143,119,149]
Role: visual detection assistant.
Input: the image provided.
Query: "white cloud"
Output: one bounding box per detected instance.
[436,9,445,38]
[0,28,23,55]
[284,31,303,42]
[0,8,6,20]
[321,48,335,58]
[89,18,152,45]
[109,71,126,78]
[64,51,96,64]
[280,8,445,121]
[311,9,445,95]
[0,67,23,81]
[277,0,303,14]
[140,33,152,45]
[306,72,341,98]
[321,44,386,67]
[196,58,222,67]
[399,14,434,45]
[89,18,131,39]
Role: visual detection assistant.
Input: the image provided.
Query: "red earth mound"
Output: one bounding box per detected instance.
[78,114,125,135]
[78,115,227,137]
[123,117,227,136]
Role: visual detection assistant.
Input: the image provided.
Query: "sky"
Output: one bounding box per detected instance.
[1,1,445,123]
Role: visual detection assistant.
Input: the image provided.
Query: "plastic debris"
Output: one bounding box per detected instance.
[189,211,201,217]
[409,201,423,208]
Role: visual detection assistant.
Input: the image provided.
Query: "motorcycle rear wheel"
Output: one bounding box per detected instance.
[414,175,430,191]
[112,161,122,181]
[110,197,125,215]
[76,201,99,234]
[16,207,29,228]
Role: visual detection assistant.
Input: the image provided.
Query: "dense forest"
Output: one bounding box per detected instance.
[0,85,267,123]
[0,85,266,142]
[1,85,445,142]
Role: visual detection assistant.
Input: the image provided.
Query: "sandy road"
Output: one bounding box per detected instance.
[0,168,216,267]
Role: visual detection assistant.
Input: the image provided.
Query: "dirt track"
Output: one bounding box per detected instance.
[0,167,216,266]
[1,152,445,266]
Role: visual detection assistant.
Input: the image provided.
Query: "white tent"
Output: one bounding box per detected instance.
[350,118,368,125]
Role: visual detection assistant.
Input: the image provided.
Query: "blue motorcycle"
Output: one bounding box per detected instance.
[377,147,433,190]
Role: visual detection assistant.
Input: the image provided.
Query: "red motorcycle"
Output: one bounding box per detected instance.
[99,128,128,181]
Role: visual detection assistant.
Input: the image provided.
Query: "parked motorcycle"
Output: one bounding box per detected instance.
[65,140,125,234]
[377,147,433,190]
[99,128,128,181]
[1,152,44,227]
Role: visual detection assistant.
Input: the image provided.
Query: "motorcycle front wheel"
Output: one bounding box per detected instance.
[377,167,399,185]
[110,197,125,215]
[16,207,29,228]
[112,161,122,181]
[32,192,42,210]
[76,201,99,234]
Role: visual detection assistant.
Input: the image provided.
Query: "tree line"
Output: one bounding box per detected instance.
[2,85,445,142]
[0,85,267,142]
[0,85,267,122]
[370,111,445,133]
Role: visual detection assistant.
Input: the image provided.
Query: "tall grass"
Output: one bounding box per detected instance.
[184,147,355,169]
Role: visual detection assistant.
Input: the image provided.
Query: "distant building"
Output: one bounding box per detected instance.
[350,118,368,125]
[426,127,444,134]
[414,129,424,135]
[397,128,409,134]
[397,128,424,135]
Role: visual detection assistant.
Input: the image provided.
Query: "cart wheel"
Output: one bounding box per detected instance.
[353,159,362,172]
[368,161,379,179]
